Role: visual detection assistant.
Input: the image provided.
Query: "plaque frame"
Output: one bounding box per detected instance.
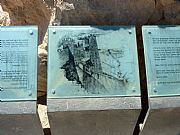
[141,25,180,135]
[142,25,180,97]
[48,26,140,99]
[0,26,38,101]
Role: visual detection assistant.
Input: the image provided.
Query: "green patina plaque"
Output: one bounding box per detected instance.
[48,26,140,98]
[0,26,38,101]
[142,26,180,97]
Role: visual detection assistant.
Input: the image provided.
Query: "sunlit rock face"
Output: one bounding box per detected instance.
[2,0,180,28]
[0,0,52,43]
[0,4,10,26]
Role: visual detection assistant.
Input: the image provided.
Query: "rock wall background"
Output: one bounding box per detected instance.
[56,0,180,25]
[0,0,180,98]
[0,0,52,43]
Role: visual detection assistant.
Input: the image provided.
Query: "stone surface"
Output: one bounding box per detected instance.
[38,60,47,97]
[55,0,180,25]
[160,0,175,6]
[163,1,180,24]
[0,4,10,26]
[0,0,52,43]
[55,0,155,25]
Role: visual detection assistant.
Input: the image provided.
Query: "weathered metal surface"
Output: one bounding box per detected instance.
[142,25,180,97]
[149,96,180,109]
[48,109,141,135]
[48,97,141,135]
[0,27,42,135]
[0,101,36,114]
[141,26,180,135]
[48,26,141,134]
[140,97,180,135]
[0,101,43,135]
[0,114,43,135]
[0,26,38,101]
[48,26,140,98]
[48,97,141,112]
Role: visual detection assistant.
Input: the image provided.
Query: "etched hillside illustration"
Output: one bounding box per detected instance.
[48,27,138,97]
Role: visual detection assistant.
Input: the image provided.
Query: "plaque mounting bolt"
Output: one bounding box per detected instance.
[28,92,32,96]
[153,88,157,93]
[132,87,136,93]
[29,30,33,35]
[132,89,136,93]
[128,30,132,34]
[52,89,56,94]
[53,30,56,34]
[148,31,151,34]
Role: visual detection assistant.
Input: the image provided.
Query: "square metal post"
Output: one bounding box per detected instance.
[141,26,180,135]
[0,26,43,135]
[48,26,141,135]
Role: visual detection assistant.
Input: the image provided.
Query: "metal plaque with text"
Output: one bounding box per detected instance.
[142,26,180,97]
[0,26,38,101]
